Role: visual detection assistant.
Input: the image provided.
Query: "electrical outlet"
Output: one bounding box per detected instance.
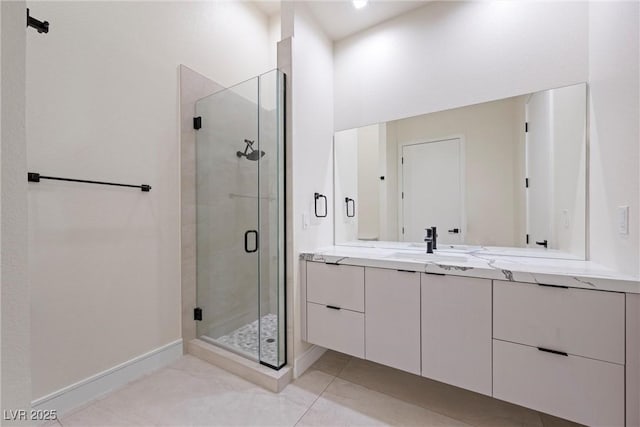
[617,206,629,235]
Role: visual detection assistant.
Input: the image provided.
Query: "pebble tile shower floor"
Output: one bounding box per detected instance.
[215,313,279,366]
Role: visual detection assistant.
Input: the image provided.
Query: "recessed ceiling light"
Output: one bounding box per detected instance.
[353,0,368,9]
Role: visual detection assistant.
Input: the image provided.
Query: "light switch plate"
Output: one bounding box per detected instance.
[302,212,310,230]
[617,206,629,235]
[562,209,570,229]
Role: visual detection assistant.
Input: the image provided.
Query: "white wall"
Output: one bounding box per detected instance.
[334,1,588,131]
[588,1,640,277]
[269,14,281,70]
[1,0,31,419]
[288,2,334,359]
[27,1,273,399]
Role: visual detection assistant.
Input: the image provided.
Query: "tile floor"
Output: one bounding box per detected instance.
[53,351,582,427]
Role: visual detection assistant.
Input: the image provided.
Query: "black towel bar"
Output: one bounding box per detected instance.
[28,172,151,192]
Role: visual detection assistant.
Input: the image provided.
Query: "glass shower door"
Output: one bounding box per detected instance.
[257,70,285,368]
[195,77,260,360]
[194,70,285,369]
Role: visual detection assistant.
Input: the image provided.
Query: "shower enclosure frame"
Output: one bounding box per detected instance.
[192,69,287,371]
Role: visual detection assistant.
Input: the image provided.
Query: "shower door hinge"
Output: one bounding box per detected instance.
[194,307,203,321]
[525,178,529,188]
[526,234,530,244]
[525,122,529,133]
[193,117,202,130]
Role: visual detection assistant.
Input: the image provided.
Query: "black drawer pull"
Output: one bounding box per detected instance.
[537,283,569,289]
[326,305,341,310]
[537,347,568,357]
[397,269,416,273]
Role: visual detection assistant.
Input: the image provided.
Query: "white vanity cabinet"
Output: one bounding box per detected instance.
[421,274,492,395]
[303,260,630,426]
[493,280,626,426]
[306,262,365,358]
[365,268,421,375]
[493,280,625,364]
[306,261,364,312]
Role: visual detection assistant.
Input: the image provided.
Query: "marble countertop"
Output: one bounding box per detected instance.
[300,243,640,294]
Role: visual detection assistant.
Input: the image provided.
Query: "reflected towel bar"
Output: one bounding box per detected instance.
[28,172,151,192]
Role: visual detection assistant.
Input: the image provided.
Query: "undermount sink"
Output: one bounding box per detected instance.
[387,252,468,263]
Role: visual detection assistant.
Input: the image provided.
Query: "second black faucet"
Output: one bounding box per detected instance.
[424,226,438,254]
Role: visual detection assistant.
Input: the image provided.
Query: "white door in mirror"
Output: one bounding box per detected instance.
[401,138,463,244]
[526,91,553,248]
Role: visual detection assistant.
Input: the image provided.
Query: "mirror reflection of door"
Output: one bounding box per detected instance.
[525,92,553,249]
[401,138,463,244]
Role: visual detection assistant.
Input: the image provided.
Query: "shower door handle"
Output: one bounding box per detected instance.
[244,230,258,253]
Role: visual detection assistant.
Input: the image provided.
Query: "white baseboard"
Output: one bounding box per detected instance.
[31,339,183,417]
[293,344,326,379]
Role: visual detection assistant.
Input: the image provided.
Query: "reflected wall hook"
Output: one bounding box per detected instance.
[27,9,49,34]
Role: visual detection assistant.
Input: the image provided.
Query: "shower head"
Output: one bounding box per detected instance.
[246,150,265,161]
[236,139,265,161]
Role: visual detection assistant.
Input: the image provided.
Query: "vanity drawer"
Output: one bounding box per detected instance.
[306,262,364,312]
[306,302,364,358]
[493,339,624,426]
[493,280,625,364]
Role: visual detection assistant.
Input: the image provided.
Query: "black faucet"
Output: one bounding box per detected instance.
[431,226,438,251]
[424,228,434,254]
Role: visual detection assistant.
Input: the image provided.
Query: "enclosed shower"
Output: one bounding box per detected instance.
[194,69,285,369]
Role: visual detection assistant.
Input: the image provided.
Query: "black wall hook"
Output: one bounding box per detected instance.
[27,9,49,34]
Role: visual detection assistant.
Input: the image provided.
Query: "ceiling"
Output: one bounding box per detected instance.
[252,1,281,17]
[252,1,430,41]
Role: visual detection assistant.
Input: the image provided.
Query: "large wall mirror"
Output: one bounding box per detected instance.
[334,83,587,259]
